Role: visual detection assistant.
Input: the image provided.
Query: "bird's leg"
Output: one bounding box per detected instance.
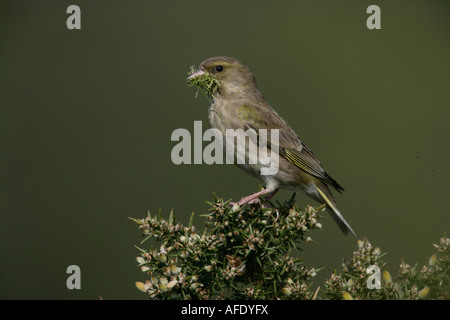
[265,188,279,203]
[236,188,273,207]
[265,188,280,220]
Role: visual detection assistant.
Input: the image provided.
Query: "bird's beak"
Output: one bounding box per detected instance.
[187,68,205,81]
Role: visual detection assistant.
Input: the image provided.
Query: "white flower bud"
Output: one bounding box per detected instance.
[166,280,178,290]
[204,265,214,272]
[158,284,168,292]
[190,283,202,290]
[281,288,291,296]
[418,286,429,299]
[170,264,180,274]
[135,281,148,292]
[136,257,145,264]
[158,252,167,263]
[140,266,150,272]
[159,277,168,285]
[429,254,437,266]
[342,291,353,300]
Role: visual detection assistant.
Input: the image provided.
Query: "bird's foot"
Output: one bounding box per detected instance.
[230,191,281,221]
[232,189,272,207]
[230,188,281,210]
[230,197,261,208]
[238,196,262,206]
[261,203,280,221]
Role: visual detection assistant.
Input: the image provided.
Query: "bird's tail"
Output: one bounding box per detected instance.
[316,187,357,238]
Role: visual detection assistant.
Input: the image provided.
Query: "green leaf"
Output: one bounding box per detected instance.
[134,245,147,253]
[128,217,143,224]
[140,234,153,244]
[188,212,195,229]
[168,209,174,225]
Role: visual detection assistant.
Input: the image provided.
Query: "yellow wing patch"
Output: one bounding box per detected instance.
[283,148,326,180]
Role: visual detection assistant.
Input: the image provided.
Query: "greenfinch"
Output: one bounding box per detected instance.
[187,56,356,238]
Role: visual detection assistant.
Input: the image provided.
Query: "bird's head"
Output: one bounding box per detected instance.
[187,56,259,98]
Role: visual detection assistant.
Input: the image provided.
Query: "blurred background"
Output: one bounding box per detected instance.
[0,0,449,299]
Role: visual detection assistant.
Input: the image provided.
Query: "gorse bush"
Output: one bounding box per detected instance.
[132,194,450,300]
[324,235,450,300]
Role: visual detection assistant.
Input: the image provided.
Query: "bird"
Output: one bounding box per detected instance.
[187,56,357,238]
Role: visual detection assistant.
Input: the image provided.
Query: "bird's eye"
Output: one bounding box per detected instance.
[215,65,224,72]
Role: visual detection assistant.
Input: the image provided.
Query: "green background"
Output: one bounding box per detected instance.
[0,0,449,299]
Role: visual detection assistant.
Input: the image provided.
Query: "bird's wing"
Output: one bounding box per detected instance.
[238,104,344,192]
[237,104,302,151]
